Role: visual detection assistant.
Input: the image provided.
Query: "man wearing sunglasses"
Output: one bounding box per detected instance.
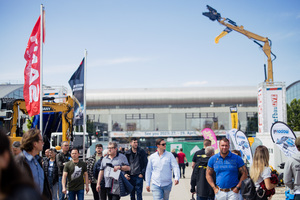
[145,139,180,200]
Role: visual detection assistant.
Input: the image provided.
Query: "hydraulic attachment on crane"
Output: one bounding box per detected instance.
[203,5,276,83]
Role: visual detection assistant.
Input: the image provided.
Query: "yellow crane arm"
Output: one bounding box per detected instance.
[215,31,229,44]
[203,5,274,83]
[217,18,273,83]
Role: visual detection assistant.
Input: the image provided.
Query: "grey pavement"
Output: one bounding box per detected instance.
[84,166,286,200]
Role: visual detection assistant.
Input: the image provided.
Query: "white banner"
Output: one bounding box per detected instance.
[266,87,283,132]
[110,131,199,138]
[110,130,227,138]
[258,87,264,133]
[226,129,238,150]
[270,121,297,157]
[235,130,253,164]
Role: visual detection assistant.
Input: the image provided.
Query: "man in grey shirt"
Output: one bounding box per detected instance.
[96,142,130,200]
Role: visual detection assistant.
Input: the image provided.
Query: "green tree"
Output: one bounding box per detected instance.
[27,116,34,130]
[287,99,300,131]
[87,119,95,136]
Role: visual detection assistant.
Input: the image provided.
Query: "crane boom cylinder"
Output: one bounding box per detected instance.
[203,5,276,83]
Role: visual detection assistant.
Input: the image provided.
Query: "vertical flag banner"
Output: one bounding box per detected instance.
[235,130,253,164]
[257,88,264,133]
[201,128,218,153]
[230,106,238,129]
[270,121,297,157]
[69,58,85,126]
[226,129,238,150]
[23,16,43,116]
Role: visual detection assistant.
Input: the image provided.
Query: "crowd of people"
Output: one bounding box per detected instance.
[1,126,299,200]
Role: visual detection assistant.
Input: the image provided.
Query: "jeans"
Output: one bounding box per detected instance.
[68,189,84,200]
[151,183,172,200]
[100,187,107,200]
[48,175,58,200]
[214,190,239,200]
[51,182,59,200]
[295,194,300,200]
[107,188,120,200]
[58,176,66,200]
[179,163,185,177]
[129,175,143,200]
[197,196,214,200]
[91,182,100,200]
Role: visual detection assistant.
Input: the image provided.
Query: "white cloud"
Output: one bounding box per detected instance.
[273,31,299,40]
[89,57,154,68]
[183,81,208,87]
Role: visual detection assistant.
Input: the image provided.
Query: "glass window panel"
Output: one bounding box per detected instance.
[171,113,185,131]
[155,113,168,131]
[112,114,125,131]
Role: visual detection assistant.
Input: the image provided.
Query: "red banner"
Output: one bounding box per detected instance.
[23,16,41,116]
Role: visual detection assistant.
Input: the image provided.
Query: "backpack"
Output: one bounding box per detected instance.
[241,177,257,200]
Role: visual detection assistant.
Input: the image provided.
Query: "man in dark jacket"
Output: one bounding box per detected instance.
[192,139,211,169]
[87,143,103,200]
[190,146,215,200]
[94,149,108,200]
[43,148,59,200]
[125,138,148,200]
[56,141,71,200]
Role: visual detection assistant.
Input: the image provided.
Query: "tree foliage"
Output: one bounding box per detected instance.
[287,99,300,131]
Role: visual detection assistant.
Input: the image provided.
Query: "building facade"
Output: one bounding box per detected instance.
[86,86,258,149]
[286,80,300,104]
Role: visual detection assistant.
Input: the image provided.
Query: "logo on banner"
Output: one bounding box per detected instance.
[273,129,289,134]
[271,94,278,107]
[270,121,297,157]
[170,144,182,153]
[190,145,200,156]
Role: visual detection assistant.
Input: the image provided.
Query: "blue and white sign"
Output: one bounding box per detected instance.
[226,129,238,150]
[235,130,253,164]
[270,121,297,157]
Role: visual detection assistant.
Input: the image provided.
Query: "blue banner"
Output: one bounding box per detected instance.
[69,58,84,126]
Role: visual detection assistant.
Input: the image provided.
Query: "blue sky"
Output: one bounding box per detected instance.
[0,0,299,91]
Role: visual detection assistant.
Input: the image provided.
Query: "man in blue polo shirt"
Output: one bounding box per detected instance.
[206,138,247,200]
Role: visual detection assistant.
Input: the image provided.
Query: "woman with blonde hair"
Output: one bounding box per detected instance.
[250,145,277,200]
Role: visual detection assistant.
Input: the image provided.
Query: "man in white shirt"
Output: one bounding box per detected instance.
[145,139,180,200]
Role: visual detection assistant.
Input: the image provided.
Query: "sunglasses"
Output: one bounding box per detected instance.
[160,143,166,146]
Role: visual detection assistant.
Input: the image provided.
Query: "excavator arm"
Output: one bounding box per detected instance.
[6,96,74,144]
[203,5,275,83]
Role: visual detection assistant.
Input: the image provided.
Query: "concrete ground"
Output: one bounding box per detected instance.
[84,166,286,199]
